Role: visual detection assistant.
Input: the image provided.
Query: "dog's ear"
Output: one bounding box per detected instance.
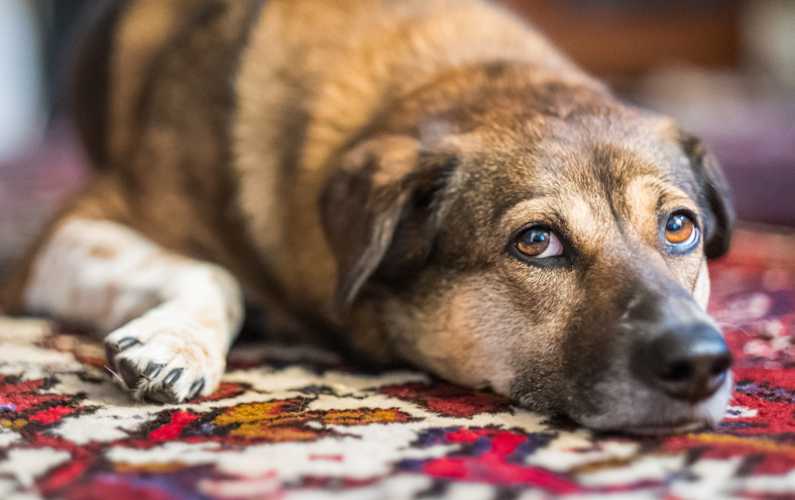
[321,135,458,311]
[681,133,735,259]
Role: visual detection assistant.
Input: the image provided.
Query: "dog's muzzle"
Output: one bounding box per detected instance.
[624,286,733,405]
[520,282,734,434]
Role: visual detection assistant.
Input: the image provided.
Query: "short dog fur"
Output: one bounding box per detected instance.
[2,0,735,433]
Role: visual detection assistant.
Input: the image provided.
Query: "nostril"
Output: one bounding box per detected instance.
[635,322,732,402]
[660,360,693,382]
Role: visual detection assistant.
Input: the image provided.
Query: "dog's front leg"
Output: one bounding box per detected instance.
[23,218,244,403]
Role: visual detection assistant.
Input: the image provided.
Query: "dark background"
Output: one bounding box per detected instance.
[0,0,793,269]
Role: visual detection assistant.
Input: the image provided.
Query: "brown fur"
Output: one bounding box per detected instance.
[3,0,734,430]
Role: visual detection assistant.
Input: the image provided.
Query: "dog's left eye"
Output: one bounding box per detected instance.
[664,211,700,253]
[514,226,564,259]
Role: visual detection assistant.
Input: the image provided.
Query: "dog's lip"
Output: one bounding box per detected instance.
[616,420,707,436]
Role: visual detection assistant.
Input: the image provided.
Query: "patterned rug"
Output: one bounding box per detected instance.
[1,227,794,499]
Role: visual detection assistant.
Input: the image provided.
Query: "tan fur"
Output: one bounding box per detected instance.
[110,0,182,158]
[693,261,712,310]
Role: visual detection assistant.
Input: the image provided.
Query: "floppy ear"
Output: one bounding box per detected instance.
[321,135,457,311]
[681,134,735,259]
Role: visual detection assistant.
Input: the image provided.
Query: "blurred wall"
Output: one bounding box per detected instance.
[502,0,742,81]
[0,1,44,161]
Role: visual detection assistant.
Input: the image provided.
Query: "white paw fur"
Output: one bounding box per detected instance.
[105,307,225,402]
[24,218,244,403]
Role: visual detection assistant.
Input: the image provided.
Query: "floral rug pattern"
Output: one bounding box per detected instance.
[0,228,794,499]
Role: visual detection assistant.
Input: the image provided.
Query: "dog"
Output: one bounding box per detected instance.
[1,0,735,434]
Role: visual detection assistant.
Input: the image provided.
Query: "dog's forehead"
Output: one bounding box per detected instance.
[469,113,698,214]
[432,109,706,266]
[433,114,706,268]
[523,112,689,178]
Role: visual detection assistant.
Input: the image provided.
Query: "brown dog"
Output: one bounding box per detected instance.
[2,0,735,434]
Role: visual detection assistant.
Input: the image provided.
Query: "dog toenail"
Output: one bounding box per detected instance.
[117,358,141,388]
[143,362,164,379]
[189,378,205,399]
[116,337,142,352]
[163,368,183,387]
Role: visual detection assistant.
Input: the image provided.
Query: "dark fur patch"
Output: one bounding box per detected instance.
[71,0,130,168]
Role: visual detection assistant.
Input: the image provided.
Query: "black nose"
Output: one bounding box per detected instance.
[638,323,732,402]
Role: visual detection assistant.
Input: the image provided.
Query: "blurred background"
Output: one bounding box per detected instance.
[0,0,793,273]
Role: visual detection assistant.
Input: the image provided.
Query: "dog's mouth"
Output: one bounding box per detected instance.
[542,411,711,437]
[610,420,708,436]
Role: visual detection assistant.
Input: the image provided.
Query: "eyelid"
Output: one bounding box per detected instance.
[499,198,561,237]
[662,204,702,228]
[509,220,571,248]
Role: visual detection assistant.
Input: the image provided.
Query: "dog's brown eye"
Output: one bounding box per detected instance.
[664,212,700,252]
[514,226,563,259]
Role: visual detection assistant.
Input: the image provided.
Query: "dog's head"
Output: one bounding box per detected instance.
[321,65,735,434]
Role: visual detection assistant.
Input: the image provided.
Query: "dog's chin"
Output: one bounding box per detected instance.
[564,372,734,436]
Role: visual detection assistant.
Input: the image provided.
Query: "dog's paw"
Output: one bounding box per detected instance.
[104,313,226,404]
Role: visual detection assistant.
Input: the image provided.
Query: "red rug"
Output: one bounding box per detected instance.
[0,226,794,499]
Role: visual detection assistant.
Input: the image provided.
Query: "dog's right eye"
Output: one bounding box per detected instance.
[663,211,700,254]
[513,226,564,259]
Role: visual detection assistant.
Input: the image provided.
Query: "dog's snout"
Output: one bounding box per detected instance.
[637,323,732,402]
